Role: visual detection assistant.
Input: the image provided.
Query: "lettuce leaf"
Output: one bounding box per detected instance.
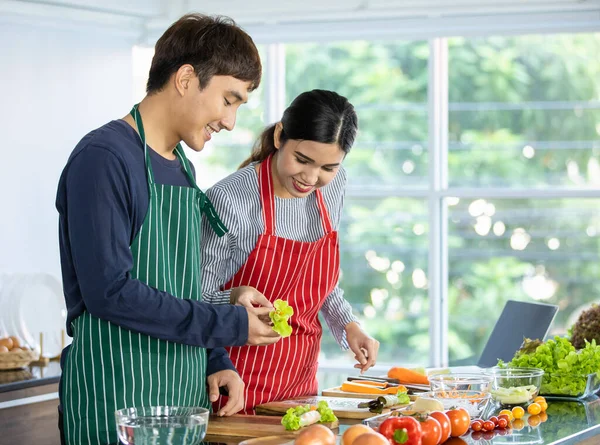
[270,299,294,337]
[316,400,337,423]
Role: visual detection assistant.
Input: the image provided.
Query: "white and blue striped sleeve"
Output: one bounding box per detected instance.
[201,186,238,305]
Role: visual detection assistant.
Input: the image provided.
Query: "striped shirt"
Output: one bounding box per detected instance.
[201,162,357,349]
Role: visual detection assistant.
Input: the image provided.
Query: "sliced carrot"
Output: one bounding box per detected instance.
[387,367,430,385]
[340,382,400,395]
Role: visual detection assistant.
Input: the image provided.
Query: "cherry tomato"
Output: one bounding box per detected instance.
[528,403,542,415]
[430,411,451,443]
[420,417,442,445]
[538,401,548,412]
[489,416,499,427]
[534,396,546,404]
[497,418,508,429]
[482,420,495,432]
[446,408,471,437]
[499,409,514,421]
[539,411,548,422]
[498,414,511,424]
[471,419,483,432]
[512,406,525,419]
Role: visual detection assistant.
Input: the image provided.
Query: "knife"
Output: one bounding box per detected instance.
[347,376,430,392]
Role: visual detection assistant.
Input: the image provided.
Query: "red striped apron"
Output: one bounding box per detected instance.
[216,154,340,414]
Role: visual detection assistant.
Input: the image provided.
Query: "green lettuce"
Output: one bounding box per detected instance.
[316,400,337,423]
[499,336,600,396]
[269,300,293,337]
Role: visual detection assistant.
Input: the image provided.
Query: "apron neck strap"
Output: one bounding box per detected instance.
[258,153,333,236]
[129,104,228,238]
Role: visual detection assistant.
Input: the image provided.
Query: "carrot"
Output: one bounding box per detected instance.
[340,382,401,395]
[387,367,430,385]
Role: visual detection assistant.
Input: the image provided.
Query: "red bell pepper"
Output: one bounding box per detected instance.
[379,416,422,445]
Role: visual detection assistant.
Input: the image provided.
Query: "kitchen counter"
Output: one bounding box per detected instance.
[204,397,600,445]
[0,361,61,395]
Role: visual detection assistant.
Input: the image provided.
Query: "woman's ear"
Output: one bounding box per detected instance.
[273,122,283,149]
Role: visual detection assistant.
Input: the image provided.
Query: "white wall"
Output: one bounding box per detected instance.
[0,21,135,279]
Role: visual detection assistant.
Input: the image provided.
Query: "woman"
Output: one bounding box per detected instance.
[201,89,379,413]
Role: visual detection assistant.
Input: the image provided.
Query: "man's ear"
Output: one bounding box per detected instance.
[274,122,283,149]
[174,64,195,97]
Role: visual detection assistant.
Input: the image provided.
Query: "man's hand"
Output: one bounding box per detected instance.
[246,307,281,346]
[207,369,244,416]
[345,322,380,374]
[230,286,273,309]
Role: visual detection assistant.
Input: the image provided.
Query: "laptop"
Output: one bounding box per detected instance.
[476,300,559,368]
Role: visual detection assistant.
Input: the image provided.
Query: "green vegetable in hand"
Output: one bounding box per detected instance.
[270,299,293,337]
[281,401,337,431]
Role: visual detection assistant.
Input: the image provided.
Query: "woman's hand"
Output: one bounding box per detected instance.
[230,286,273,309]
[345,322,380,373]
[207,369,245,416]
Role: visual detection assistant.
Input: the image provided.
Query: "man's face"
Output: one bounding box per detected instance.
[177,74,252,152]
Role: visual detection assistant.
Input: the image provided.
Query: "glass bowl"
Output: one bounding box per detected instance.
[417,390,492,418]
[540,372,600,400]
[429,373,493,393]
[115,406,209,445]
[485,367,544,406]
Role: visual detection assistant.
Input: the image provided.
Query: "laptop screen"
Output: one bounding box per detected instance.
[477,300,559,368]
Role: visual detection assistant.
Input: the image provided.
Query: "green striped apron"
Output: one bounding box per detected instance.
[62,105,227,445]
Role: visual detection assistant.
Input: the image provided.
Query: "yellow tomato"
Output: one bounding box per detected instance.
[533,396,546,404]
[539,412,548,423]
[538,401,548,412]
[499,409,514,421]
[528,403,542,416]
[512,406,525,419]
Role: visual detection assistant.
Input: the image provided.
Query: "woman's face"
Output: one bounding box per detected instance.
[272,124,346,198]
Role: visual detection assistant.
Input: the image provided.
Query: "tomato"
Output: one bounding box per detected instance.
[429,411,451,442]
[498,414,511,424]
[482,420,495,432]
[497,417,508,429]
[538,401,548,412]
[470,419,483,432]
[379,416,422,445]
[499,409,514,421]
[446,408,470,437]
[539,411,548,423]
[420,417,441,445]
[534,396,546,404]
[511,406,525,419]
[489,416,499,427]
[528,403,542,415]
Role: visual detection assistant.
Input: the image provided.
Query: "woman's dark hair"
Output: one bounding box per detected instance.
[147,14,261,93]
[239,89,358,169]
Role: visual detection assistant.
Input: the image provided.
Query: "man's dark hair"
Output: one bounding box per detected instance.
[146,14,261,93]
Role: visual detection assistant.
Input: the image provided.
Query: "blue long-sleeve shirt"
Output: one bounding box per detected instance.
[56,119,248,376]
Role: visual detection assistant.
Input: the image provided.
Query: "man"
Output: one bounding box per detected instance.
[56,14,279,445]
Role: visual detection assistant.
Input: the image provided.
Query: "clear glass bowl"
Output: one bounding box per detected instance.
[429,373,493,393]
[115,406,209,445]
[540,372,600,400]
[485,367,544,406]
[417,389,492,418]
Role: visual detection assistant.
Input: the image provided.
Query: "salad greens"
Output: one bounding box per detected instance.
[281,400,337,431]
[269,299,293,337]
[499,336,600,396]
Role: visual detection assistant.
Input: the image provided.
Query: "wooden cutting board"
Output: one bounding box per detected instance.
[206,414,338,438]
[255,396,408,419]
[321,386,418,401]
